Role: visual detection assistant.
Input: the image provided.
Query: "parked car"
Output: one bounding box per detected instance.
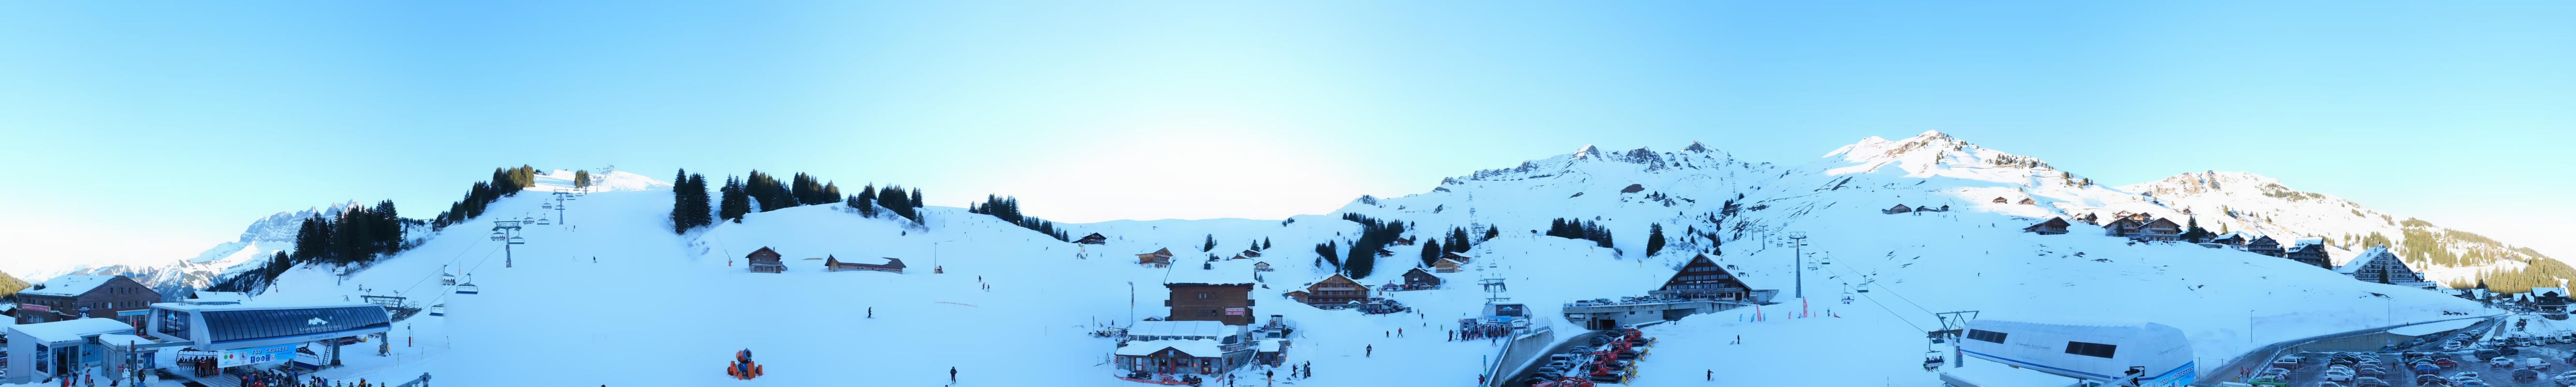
[2275,359,2306,369]
[2494,357,2518,368]
[2477,349,2504,360]
[2438,358,2460,368]
[2534,357,2554,370]
[2520,369,2546,382]
[2417,373,2449,386]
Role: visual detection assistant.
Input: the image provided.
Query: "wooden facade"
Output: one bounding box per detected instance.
[2022,217,2071,235]
[11,275,160,326]
[1166,283,1256,326]
[2245,236,2284,256]
[1296,274,1370,307]
[2281,242,2330,269]
[1138,248,1175,268]
[1432,258,1465,273]
[1077,233,1109,245]
[1884,204,1913,214]
[2208,233,2247,247]
[1441,252,1474,263]
[1658,254,1753,301]
[745,247,786,273]
[2102,218,2145,238]
[1401,268,1441,289]
[1991,197,2008,204]
[2017,198,2036,205]
[2135,218,2183,241]
[1239,250,1263,258]
[1253,261,1272,271]
[823,255,906,273]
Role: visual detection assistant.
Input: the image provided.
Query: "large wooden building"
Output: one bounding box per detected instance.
[2134,218,2183,242]
[1656,254,1757,301]
[1884,204,1914,214]
[2245,236,2284,256]
[824,255,907,273]
[2281,238,2331,268]
[2102,218,2146,238]
[1291,274,1369,307]
[744,247,787,273]
[1164,259,1257,326]
[1076,233,1109,245]
[10,275,160,326]
[1400,268,1441,289]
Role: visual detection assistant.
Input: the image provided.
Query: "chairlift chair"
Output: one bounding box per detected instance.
[489,231,507,241]
[509,237,526,245]
[455,277,480,295]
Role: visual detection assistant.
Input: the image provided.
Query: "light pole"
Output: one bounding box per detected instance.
[1789,232,1807,299]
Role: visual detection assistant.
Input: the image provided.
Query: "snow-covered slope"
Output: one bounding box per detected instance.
[204,134,2521,387]
[2125,171,2566,288]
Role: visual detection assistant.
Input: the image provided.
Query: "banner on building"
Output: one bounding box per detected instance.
[17,303,47,313]
[118,309,150,317]
[218,344,298,368]
[1225,308,1247,316]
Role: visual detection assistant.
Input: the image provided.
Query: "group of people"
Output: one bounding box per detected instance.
[239,369,384,387]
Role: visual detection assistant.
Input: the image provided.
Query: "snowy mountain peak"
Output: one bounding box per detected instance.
[1570,144,1604,159]
[1683,141,1711,153]
[1823,131,2050,177]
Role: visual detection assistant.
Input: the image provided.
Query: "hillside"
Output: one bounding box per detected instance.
[166,131,2519,387]
[2125,171,2572,292]
[0,270,26,298]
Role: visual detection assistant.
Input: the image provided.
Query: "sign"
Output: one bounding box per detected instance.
[117,309,150,317]
[18,303,47,313]
[217,344,297,368]
[1224,308,1248,316]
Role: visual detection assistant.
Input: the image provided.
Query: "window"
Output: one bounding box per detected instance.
[1966,329,2008,344]
[1197,293,1211,299]
[2064,341,2117,358]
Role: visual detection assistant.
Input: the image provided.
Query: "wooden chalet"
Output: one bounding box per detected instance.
[2021,217,2071,235]
[1252,261,1272,271]
[1115,341,1234,376]
[1913,206,1935,212]
[2134,218,2183,242]
[824,255,906,273]
[2017,198,2036,205]
[1295,274,1370,307]
[1137,248,1175,268]
[2102,218,2146,238]
[2245,236,2284,256]
[1282,290,1312,303]
[2534,288,2572,319]
[2208,233,2248,247]
[1239,250,1263,258]
[1400,268,1441,289]
[1883,204,1914,214]
[745,247,787,273]
[1432,258,1466,273]
[1440,251,1474,263]
[1990,197,2008,204]
[1228,254,1250,261]
[2281,238,2330,268]
[2124,212,2153,222]
[1076,233,1109,245]
[1165,259,1259,325]
[1657,254,1755,301]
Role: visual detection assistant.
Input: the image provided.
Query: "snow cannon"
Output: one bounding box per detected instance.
[727,349,765,380]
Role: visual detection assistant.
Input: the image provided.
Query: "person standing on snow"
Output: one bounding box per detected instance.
[1365,344,1372,357]
[950,366,958,383]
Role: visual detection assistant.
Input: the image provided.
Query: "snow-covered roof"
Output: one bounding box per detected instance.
[5,318,134,344]
[1127,320,1230,338]
[1116,339,1223,357]
[1164,259,1255,286]
[20,275,120,297]
[2291,237,2325,247]
[93,333,157,347]
[1257,339,1284,352]
[2336,247,2397,274]
[2535,287,2571,298]
[189,291,251,305]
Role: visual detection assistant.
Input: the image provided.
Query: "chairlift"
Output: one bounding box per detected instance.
[489,231,507,241]
[509,237,526,245]
[542,204,553,209]
[440,273,456,286]
[455,277,480,295]
[428,304,447,316]
[535,217,551,225]
[1857,283,1871,293]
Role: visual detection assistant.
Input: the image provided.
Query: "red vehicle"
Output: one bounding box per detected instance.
[2435,358,2459,368]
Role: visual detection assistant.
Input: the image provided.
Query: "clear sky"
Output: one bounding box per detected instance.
[3,1,2571,273]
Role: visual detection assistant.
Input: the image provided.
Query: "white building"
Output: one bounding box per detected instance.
[1951,319,2196,387]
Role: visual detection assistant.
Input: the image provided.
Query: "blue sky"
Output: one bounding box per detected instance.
[2,1,2571,271]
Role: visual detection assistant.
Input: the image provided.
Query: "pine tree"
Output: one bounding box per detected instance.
[1484,226,1499,241]
[573,170,591,189]
[857,183,878,217]
[1646,223,1667,256]
[1448,227,1472,253]
[1420,239,1443,267]
[1262,238,1272,251]
[1203,234,1218,252]
[720,177,752,223]
[1316,241,1341,269]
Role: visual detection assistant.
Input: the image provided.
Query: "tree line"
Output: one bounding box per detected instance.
[220,201,419,292]
[1545,217,1614,249]
[968,194,1071,242]
[1337,213,1412,279]
[846,183,924,223]
[432,165,540,229]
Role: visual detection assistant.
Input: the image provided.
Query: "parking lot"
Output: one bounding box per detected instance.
[2263,341,2576,386]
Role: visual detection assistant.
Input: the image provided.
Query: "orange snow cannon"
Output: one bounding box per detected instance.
[728,349,765,380]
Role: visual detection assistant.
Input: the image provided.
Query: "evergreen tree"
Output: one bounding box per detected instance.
[1646,223,1667,256]
[1315,241,1341,269]
[1448,227,1472,253]
[1262,238,1272,251]
[573,170,591,189]
[1484,226,1499,241]
[911,187,925,208]
[1421,239,1443,267]
[1203,234,1218,252]
[720,177,752,223]
[857,183,878,217]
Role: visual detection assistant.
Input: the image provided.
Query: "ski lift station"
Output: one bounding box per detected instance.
[1941,319,2195,387]
[4,300,393,384]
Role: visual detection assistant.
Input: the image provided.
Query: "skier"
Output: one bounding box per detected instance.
[1266,370,1274,386]
[1706,369,1713,380]
[1365,344,1372,357]
[1397,328,1403,337]
[868,307,874,318]
[592,256,597,263]
[950,366,958,383]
